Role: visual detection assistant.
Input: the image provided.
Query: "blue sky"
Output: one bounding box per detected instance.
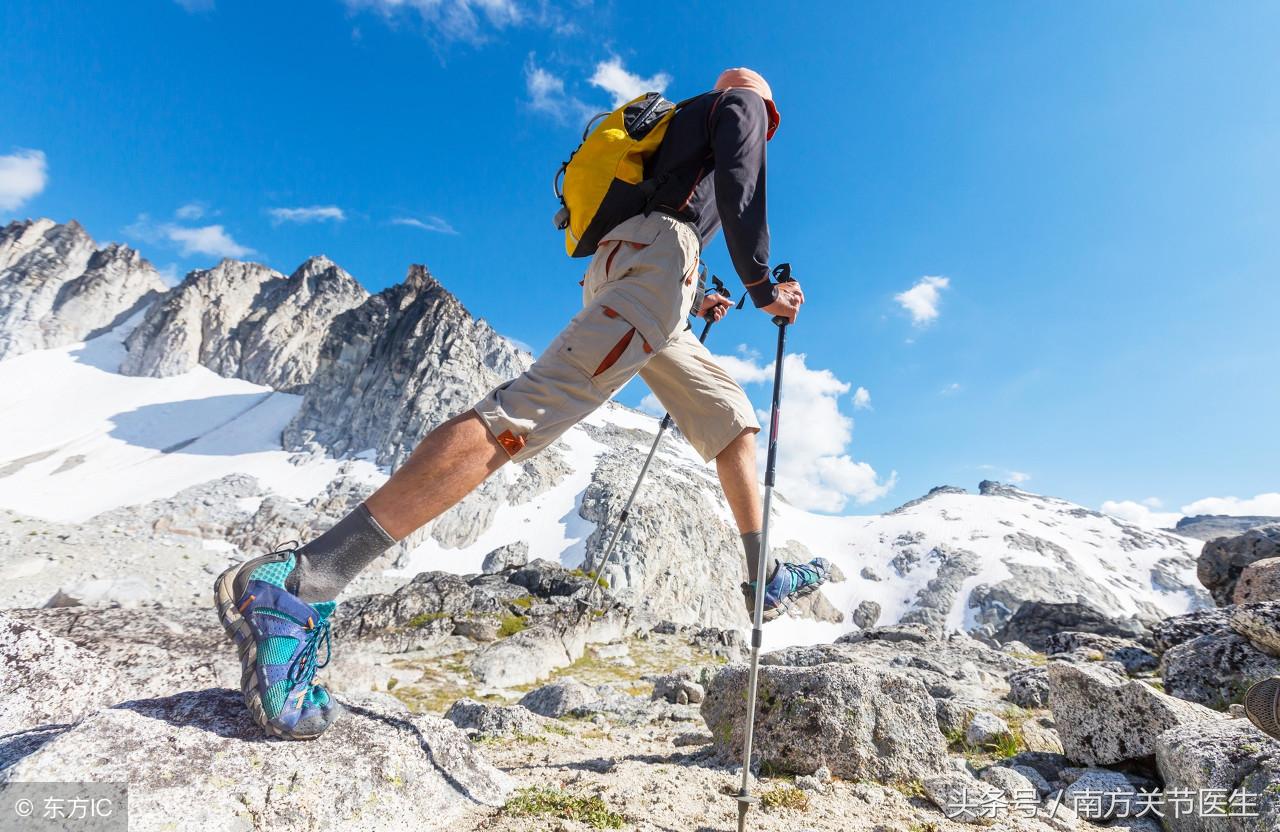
[2,1,1277,520]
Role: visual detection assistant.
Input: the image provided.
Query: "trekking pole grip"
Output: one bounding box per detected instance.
[771,262,795,327]
[698,275,732,341]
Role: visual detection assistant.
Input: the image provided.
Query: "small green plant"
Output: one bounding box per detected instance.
[944,726,968,749]
[385,676,399,691]
[503,787,624,829]
[511,594,533,610]
[989,730,1021,758]
[909,823,943,832]
[404,611,450,629]
[570,567,610,589]
[497,614,527,638]
[760,785,809,811]
[893,779,927,799]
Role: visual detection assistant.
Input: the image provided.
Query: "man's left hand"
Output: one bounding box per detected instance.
[698,293,732,322]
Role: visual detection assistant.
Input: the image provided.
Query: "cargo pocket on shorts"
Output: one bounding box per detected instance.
[596,221,663,283]
[559,303,655,396]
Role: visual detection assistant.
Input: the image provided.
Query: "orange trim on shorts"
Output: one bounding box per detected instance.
[594,327,636,377]
[495,429,526,457]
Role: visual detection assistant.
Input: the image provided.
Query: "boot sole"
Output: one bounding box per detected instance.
[1243,677,1280,740]
[762,580,823,622]
[213,553,325,741]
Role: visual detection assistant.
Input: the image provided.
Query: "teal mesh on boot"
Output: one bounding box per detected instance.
[250,556,296,588]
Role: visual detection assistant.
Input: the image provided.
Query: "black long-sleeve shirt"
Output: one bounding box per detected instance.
[646,88,775,307]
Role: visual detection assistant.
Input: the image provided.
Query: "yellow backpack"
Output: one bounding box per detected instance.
[553,92,686,258]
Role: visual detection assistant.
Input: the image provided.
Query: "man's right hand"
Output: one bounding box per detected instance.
[760,280,805,323]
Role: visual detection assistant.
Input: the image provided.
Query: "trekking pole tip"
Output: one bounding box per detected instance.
[734,793,758,832]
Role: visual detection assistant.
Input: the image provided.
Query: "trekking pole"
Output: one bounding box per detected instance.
[578,274,746,621]
[735,263,795,832]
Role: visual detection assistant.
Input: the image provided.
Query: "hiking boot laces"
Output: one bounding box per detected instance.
[286,615,332,699]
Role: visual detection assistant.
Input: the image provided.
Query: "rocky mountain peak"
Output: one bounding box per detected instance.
[403,262,433,290]
[122,255,367,393]
[978,479,1030,498]
[284,264,527,468]
[886,484,968,515]
[0,218,163,360]
[284,256,363,305]
[296,253,337,271]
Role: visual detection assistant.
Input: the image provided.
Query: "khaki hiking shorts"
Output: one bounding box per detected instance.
[474,212,760,464]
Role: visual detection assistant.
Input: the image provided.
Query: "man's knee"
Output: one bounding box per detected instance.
[715,426,760,461]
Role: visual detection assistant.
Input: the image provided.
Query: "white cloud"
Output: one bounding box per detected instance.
[1180,492,1280,517]
[526,58,568,113]
[588,57,671,107]
[344,0,521,43]
[638,393,664,417]
[392,215,459,235]
[715,348,774,385]
[852,386,872,410]
[1008,471,1031,484]
[1101,500,1182,529]
[895,275,949,326]
[1102,491,1280,529]
[715,347,894,512]
[523,55,596,123]
[165,225,254,258]
[126,214,255,259]
[0,149,48,212]
[940,382,962,395]
[269,205,346,225]
[174,0,215,11]
[175,203,206,220]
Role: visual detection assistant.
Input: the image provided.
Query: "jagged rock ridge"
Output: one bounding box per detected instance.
[122,255,367,391]
[0,219,165,360]
[284,264,529,468]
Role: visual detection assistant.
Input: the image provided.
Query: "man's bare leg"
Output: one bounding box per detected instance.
[365,409,509,540]
[714,427,776,584]
[715,427,763,534]
[284,409,507,601]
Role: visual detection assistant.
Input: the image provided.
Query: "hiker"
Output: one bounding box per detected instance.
[214,67,831,740]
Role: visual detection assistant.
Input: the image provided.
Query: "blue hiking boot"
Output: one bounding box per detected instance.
[741,557,833,622]
[213,547,342,740]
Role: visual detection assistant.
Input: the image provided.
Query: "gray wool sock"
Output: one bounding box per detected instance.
[287,503,397,602]
[741,530,779,586]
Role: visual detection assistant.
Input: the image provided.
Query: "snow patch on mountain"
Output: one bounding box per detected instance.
[0,321,379,523]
